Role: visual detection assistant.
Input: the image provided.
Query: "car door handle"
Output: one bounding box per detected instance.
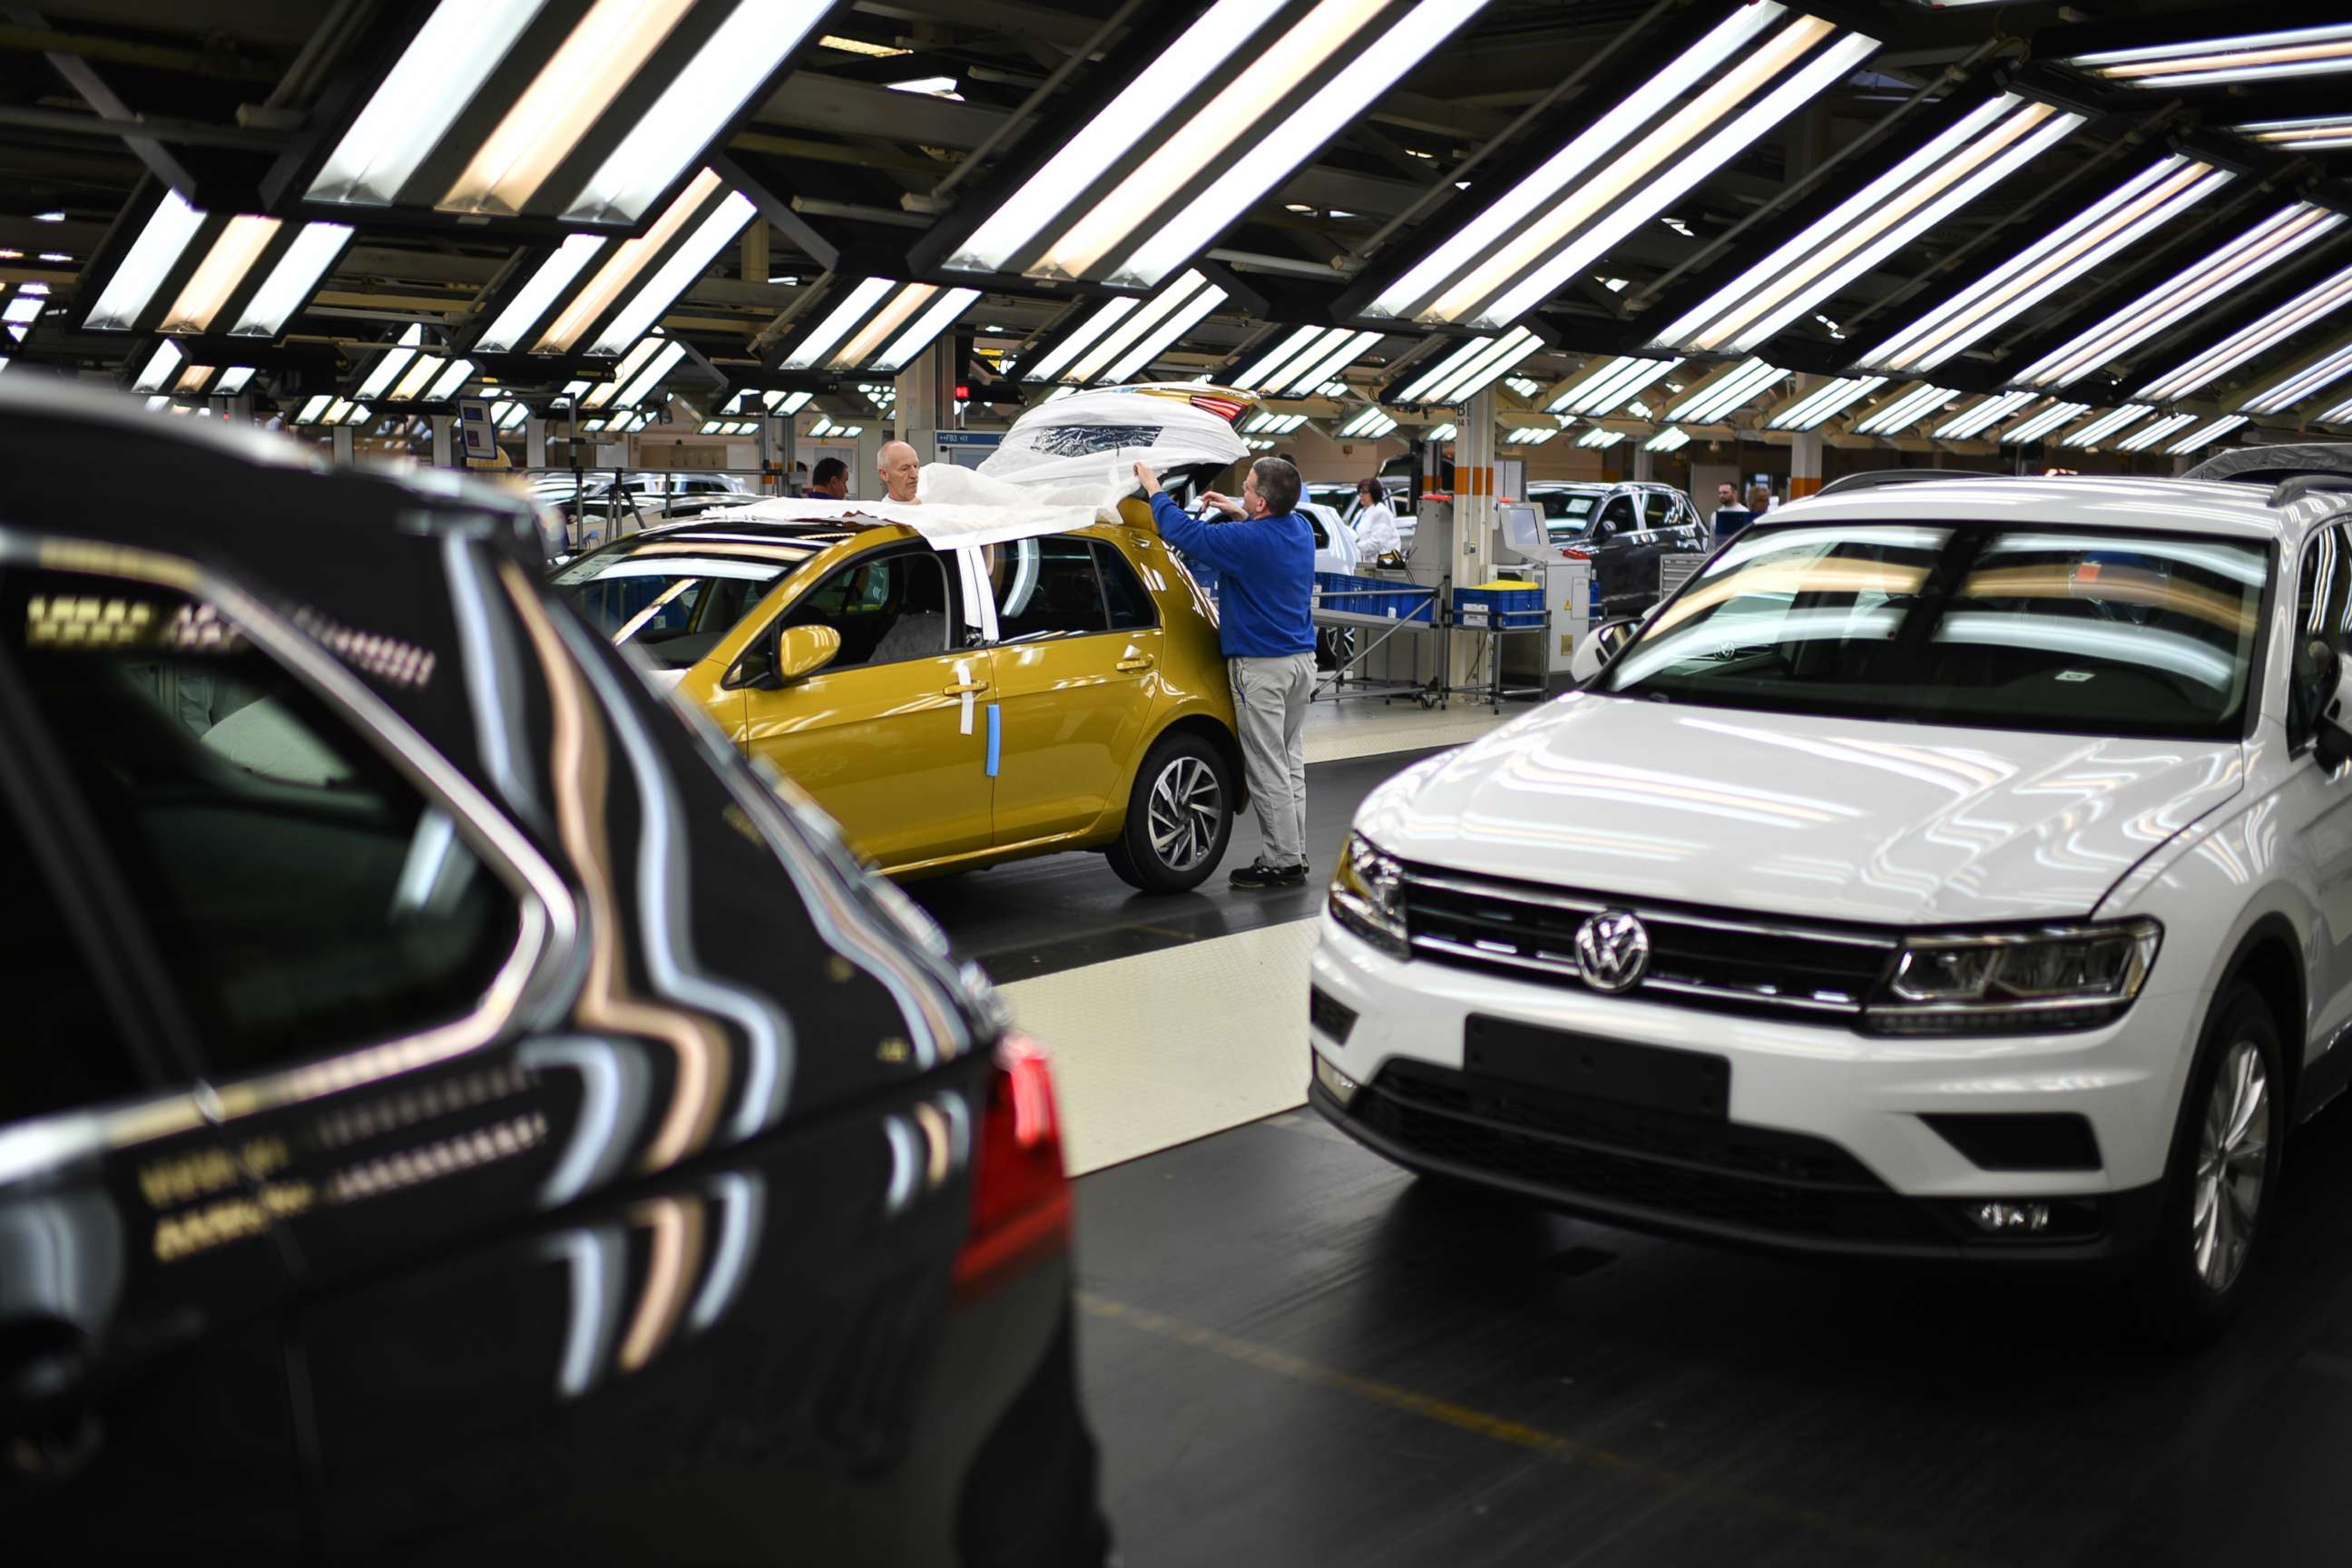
[1116,654,1155,671]
[942,680,990,696]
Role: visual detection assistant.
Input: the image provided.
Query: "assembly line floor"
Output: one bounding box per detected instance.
[913,695,2352,1566]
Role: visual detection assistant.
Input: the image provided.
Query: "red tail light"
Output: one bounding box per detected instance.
[1562,547,1592,561]
[953,1033,1072,1293]
[1190,394,1248,423]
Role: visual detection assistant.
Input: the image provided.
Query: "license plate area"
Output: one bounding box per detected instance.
[1465,1014,1730,1119]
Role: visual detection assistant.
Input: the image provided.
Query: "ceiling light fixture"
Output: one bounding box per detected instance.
[1654,93,2082,354]
[2164,414,2248,455]
[2015,202,2346,387]
[1575,426,1625,448]
[1645,426,1691,452]
[1933,389,2036,440]
[2060,404,2154,448]
[2233,113,2352,152]
[1549,355,1683,416]
[1397,326,1545,404]
[1339,408,1398,438]
[1765,374,1885,431]
[1358,5,1879,330]
[1862,156,2234,374]
[2065,23,2352,89]
[1504,425,1560,446]
[1665,358,1786,423]
[2142,260,2352,406]
[1998,400,2091,445]
[2114,411,2197,451]
[1852,381,1958,435]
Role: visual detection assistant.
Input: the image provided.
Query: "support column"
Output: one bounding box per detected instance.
[1453,386,1498,685]
[331,425,355,464]
[1632,442,1654,482]
[854,424,883,499]
[1790,429,1823,499]
[431,415,454,468]
[896,339,946,460]
[525,418,547,470]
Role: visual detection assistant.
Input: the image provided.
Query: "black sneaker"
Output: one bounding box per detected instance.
[1230,860,1309,891]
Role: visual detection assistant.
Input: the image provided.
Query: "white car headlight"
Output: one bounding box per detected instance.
[1328,831,1408,957]
[1867,919,2161,1034]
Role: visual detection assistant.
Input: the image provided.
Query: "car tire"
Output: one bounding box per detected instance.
[1104,731,1233,895]
[2129,982,2285,1348]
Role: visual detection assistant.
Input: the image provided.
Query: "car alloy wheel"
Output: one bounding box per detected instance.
[2191,1037,2270,1293]
[1147,755,1222,873]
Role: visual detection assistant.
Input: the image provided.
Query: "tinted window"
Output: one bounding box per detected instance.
[1094,543,1157,631]
[1642,492,1680,529]
[554,541,816,670]
[1596,496,1638,537]
[0,795,141,1122]
[1599,524,2267,740]
[783,548,953,669]
[6,570,519,1074]
[994,536,1110,641]
[2290,525,2351,743]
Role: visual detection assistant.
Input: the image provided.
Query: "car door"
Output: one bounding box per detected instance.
[985,534,1161,848]
[739,541,994,871]
[0,563,327,1560]
[2278,523,2352,1063]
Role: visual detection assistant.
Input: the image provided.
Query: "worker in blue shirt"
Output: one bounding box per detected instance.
[1136,455,1318,889]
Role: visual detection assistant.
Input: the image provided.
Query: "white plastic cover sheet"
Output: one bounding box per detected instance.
[707,387,1249,551]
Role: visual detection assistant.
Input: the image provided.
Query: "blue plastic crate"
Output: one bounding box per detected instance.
[1454,583,1545,628]
[1317,571,1433,622]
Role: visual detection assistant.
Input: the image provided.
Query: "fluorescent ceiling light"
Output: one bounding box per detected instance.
[443,0,695,217]
[132,338,184,392]
[357,323,427,400]
[296,394,333,423]
[1999,400,2090,445]
[1236,325,1329,390]
[615,338,687,407]
[819,34,909,57]
[2241,343,2352,417]
[173,361,214,394]
[213,366,256,395]
[536,168,726,355]
[1933,389,2034,440]
[1853,381,1957,435]
[2114,412,2197,452]
[874,287,981,373]
[2015,202,2346,387]
[389,353,444,402]
[1575,426,1625,448]
[1665,358,1785,423]
[2066,23,2352,89]
[1064,276,1218,383]
[1504,376,1543,399]
[161,214,279,334]
[2142,259,2352,405]
[1367,5,1878,328]
[2234,114,2352,152]
[782,277,895,369]
[1095,273,1230,382]
[426,358,475,401]
[1504,425,1560,445]
[1025,298,1138,383]
[950,0,1490,288]
[343,403,374,426]
[587,188,757,354]
[762,389,814,415]
[1646,426,1691,452]
[1340,408,1398,438]
[2321,394,2352,426]
[1765,374,1885,431]
[568,0,828,224]
[309,0,542,206]
[1400,327,1544,404]
[1863,156,2234,374]
[230,222,352,337]
[1656,94,2082,354]
[1549,355,1681,416]
[2060,405,2153,448]
[478,234,606,353]
[2165,414,2247,456]
[322,397,354,426]
[1,296,39,325]
[84,188,204,331]
[1281,330,1382,397]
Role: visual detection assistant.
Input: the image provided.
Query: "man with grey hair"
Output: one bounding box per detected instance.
[1134,454,1318,889]
[878,439,922,503]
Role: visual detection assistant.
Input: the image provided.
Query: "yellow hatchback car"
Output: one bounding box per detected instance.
[556,507,1244,891]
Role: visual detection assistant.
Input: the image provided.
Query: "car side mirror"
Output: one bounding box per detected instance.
[2316,645,2352,771]
[776,623,841,684]
[1569,617,1641,685]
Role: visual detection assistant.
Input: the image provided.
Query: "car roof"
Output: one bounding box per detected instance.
[1779,474,2329,544]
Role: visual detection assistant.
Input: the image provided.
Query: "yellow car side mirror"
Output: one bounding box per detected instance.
[776,623,840,683]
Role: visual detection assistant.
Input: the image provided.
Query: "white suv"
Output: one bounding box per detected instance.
[1311,470,2352,1338]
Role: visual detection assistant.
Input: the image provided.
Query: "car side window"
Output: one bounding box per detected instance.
[781,548,954,670]
[2291,525,2352,745]
[0,793,143,1122]
[1595,495,1637,541]
[994,535,1112,642]
[1093,542,1158,632]
[5,567,522,1078]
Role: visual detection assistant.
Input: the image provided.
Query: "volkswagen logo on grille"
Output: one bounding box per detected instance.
[1573,910,1651,993]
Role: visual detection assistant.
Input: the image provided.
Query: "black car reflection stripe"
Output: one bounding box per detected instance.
[500,562,730,1172]
[443,534,551,847]
[546,1225,627,1399]
[688,1171,764,1335]
[521,1037,653,1208]
[619,1193,703,1374]
[550,603,798,1143]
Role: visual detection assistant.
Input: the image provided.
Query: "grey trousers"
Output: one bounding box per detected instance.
[1229,651,1315,867]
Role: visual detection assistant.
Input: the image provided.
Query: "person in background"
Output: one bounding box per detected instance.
[1749,484,1774,518]
[789,460,809,495]
[805,457,848,499]
[1710,482,1753,544]
[879,440,923,503]
[1350,477,1405,562]
[1134,455,1317,890]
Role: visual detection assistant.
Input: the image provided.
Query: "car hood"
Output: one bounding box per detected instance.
[1357,695,2249,926]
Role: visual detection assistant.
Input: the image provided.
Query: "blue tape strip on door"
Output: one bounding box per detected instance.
[985,702,1000,778]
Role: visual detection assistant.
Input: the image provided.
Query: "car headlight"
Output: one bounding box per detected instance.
[1865,919,2161,1034]
[1329,831,1408,957]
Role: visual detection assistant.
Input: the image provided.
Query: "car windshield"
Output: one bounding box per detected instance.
[553,535,820,669]
[1594,522,2269,740]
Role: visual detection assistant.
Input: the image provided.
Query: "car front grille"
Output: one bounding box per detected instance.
[1399,863,1897,1022]
[1353,1061,1944,1247]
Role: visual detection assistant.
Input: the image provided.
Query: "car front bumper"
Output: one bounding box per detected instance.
[1309,916,2192,1261]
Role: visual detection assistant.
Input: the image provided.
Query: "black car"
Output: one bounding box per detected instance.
[1524,481,1707,617]
[0,380,1104,1566]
